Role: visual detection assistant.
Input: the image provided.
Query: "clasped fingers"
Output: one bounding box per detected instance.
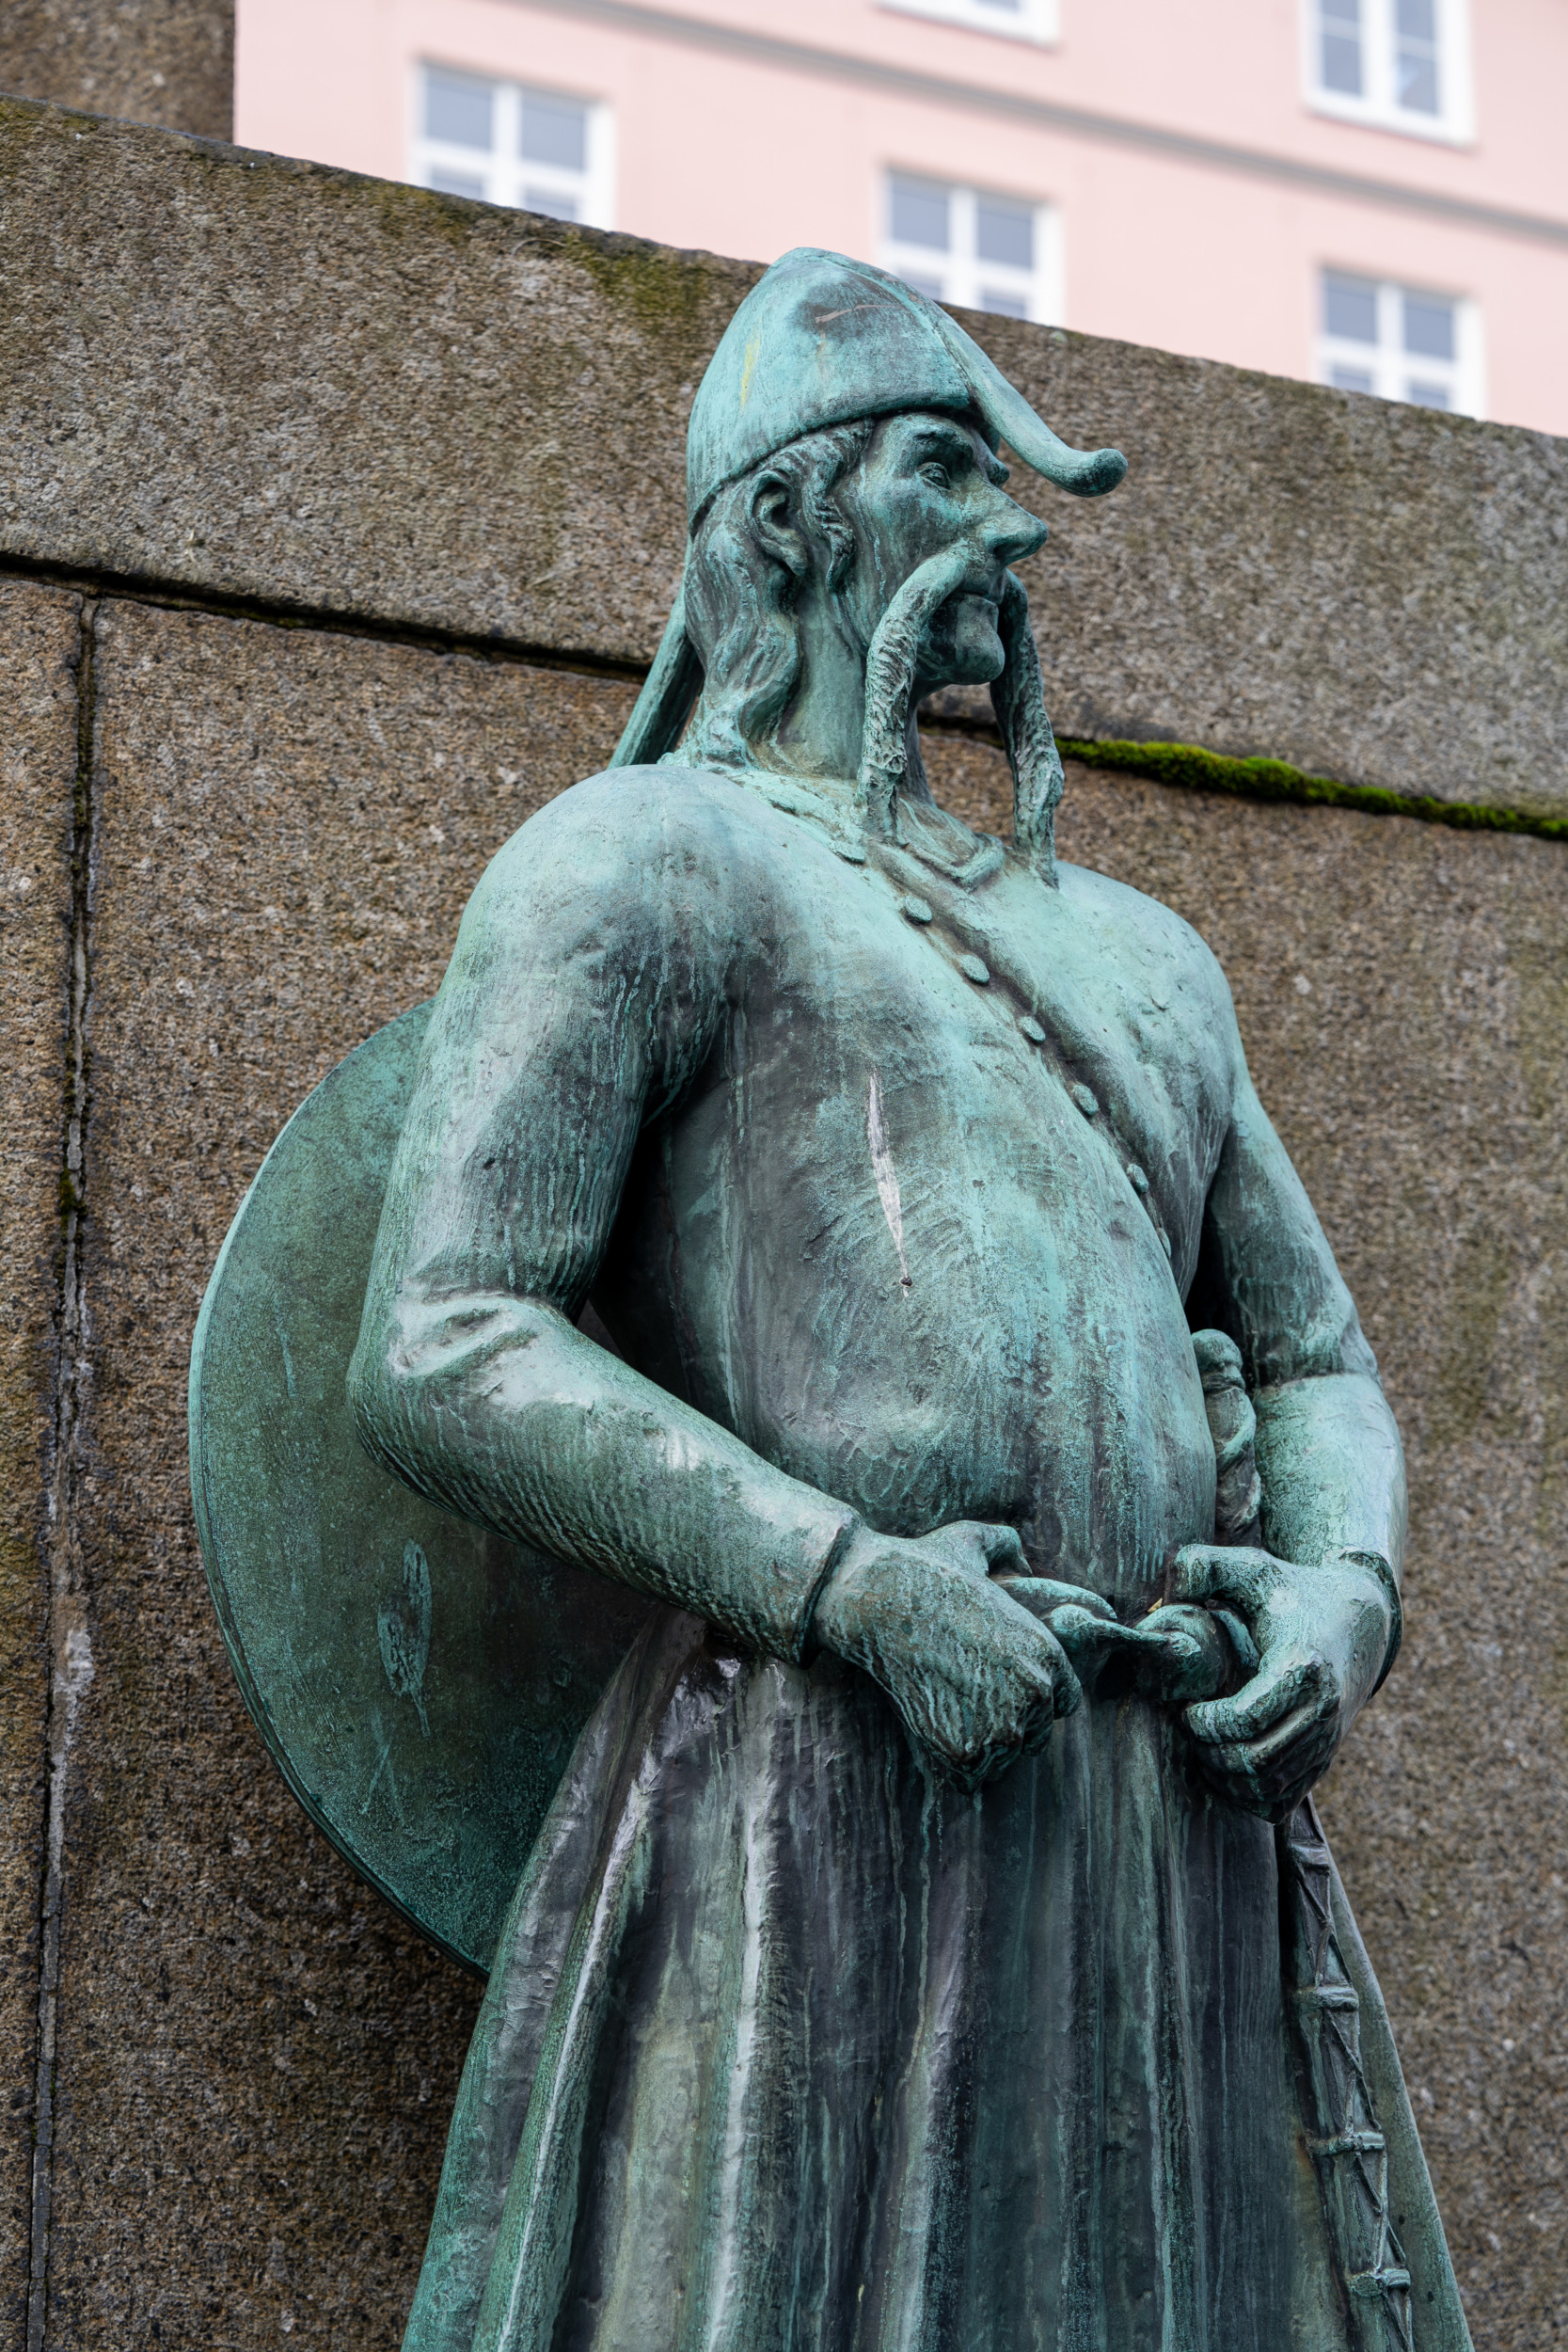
[1184,1643,1342,1820]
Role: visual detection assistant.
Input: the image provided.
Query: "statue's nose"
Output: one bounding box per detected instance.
[985,497,1049,570]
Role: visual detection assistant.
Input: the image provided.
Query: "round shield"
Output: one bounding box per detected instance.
[188,1002,652,1976]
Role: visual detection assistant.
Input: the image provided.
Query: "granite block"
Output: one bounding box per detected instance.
[13,594,1565,2348]
[46,598,633,2348]
[0,581,80,2346]
[0,0,230,141]
[0,97,1564,816]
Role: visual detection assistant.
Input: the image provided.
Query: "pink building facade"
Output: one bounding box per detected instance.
[237,0,1568,436]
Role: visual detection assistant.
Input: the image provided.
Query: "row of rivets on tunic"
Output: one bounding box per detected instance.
[897,889,1172,1256]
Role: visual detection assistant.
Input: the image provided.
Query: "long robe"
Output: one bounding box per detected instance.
[351,764,1471,2352]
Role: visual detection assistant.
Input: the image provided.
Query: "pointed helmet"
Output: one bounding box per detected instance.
[686,246,1125,527]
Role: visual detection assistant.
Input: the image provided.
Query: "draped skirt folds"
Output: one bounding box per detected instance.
[402,1613,1469,2352]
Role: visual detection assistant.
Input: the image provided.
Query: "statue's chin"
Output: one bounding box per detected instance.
[920,595,1005,692]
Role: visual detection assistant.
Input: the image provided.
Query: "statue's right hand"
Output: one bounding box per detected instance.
[809,1520,1082,1789]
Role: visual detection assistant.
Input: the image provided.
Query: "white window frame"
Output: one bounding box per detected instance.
[1302,0,1475,145]
[1318,272,1485,417]
[880,0,1058,47]
[879,177,1064,327]
[411,63,616,228]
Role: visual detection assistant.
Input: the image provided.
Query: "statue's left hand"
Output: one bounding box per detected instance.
[1168,1546,1394,1822]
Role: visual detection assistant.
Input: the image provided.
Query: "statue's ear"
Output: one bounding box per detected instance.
[746,468,812,582]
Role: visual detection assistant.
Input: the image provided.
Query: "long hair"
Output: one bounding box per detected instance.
[679,421,874,772]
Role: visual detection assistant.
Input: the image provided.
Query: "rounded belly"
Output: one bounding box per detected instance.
[641,1163,1218,1614]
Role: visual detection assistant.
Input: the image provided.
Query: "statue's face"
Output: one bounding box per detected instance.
[847,411,1049,692]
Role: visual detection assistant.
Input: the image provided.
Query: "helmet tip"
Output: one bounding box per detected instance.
[1071,446,1128,498]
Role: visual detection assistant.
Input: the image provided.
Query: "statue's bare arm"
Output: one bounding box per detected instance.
[349,783,1080,1787]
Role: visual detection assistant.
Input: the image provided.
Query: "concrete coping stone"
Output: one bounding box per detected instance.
[1,93,1565,818]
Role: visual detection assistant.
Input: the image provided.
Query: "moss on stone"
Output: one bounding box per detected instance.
[568,228,753,352]
[1058,735,1568,845]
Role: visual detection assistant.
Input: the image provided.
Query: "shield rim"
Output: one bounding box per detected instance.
[187,1003,496,1967]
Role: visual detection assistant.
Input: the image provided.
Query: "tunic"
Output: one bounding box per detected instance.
[351,764,1470,2352]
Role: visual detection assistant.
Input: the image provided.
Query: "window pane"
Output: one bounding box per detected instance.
[1394,0,1440,111]
[519,89,587,169]
[1402,293,1454,359]
[1406,379,1451,408]
[425,69,494,151]
[1323,273,1378,342]
[524,187,579,221]
[975,199,1033,270]
[1319,0,1362,94]
[980,288,1028,318]
[889,177,950,251]
[896,271,946,301]
[1321,32,1363,94]
[1329,364,1376,393]
[428,167,487,199]
[1396,51,1439,110]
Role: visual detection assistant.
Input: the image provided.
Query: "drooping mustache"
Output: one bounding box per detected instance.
[856,548,1067,884]
[990,570,1066,885]
[856,539,992,834]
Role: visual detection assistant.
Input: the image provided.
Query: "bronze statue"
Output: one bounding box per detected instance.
[192,250,1470,2350]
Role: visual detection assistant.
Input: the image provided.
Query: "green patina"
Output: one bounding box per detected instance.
[191,246,1473,2352]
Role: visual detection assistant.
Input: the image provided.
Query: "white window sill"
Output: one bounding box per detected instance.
[1307,90,1475,148]
[879,0,1059,49]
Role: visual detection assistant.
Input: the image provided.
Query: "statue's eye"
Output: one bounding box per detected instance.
[919,461,952,489]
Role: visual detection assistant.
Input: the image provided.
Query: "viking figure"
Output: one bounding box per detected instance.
[341,252,1469,2349]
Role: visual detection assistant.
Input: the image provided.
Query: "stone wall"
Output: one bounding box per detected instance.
[1,94,1563,2350]
[0,1,231,141]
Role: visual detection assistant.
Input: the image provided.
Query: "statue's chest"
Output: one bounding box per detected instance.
[733,855,1221,1237]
